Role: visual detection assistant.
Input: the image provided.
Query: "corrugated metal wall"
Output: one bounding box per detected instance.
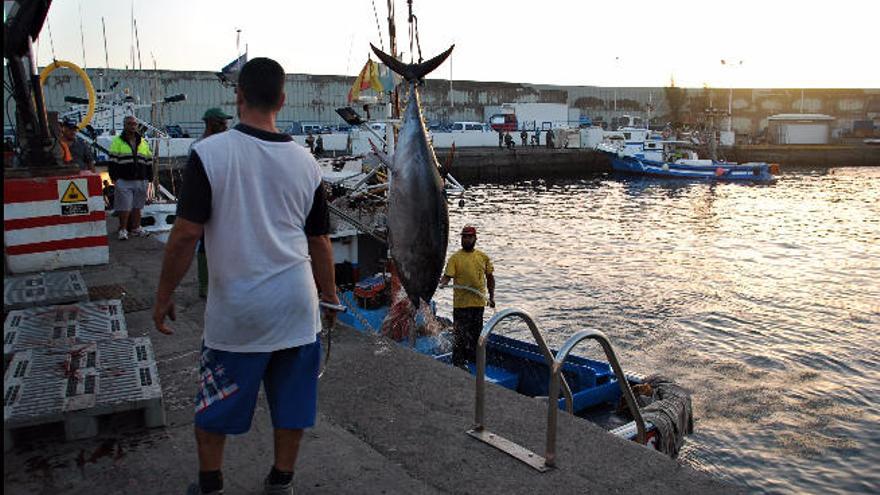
[4,68,879,136]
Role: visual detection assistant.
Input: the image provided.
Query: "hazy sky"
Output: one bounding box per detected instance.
[24,0,880,88]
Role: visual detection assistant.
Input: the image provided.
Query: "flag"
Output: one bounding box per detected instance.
[377,63,399,94]
[216,53,247,86]
[368,60,383,92]
[348,59,385,102]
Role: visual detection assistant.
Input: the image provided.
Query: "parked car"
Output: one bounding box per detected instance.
[451,121,488,132]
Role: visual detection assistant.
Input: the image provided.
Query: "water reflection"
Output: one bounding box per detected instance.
[439,168,880,495]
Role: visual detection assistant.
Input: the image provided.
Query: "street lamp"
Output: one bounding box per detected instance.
[613,56,620,113]
[720,59,742,132]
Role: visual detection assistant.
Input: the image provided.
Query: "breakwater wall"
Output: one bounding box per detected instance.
[444,144,880,183]
[725,145,880,167]
[449,148,610,183]
[152,144,878,189]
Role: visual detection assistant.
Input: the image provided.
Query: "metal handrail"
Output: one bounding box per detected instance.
[545,329,646,467]
[327,203,387,243]
[473,308,574,430]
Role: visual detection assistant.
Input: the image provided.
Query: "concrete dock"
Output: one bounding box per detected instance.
[4,228,741,494]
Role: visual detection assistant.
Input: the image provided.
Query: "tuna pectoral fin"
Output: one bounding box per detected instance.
[370,43,455,82]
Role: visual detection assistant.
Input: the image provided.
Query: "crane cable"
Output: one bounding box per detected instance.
[407,0,423,63]
[371,0,385,51]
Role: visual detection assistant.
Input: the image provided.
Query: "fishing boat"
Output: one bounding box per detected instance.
[597,137,777,183]
[439,322,693,460]
[65,86,194,160]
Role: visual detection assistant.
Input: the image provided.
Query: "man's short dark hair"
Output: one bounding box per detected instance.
[238,58,285,111]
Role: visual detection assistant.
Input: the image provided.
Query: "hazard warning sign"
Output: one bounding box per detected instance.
[58,178,90,216]
[60,182,87,203]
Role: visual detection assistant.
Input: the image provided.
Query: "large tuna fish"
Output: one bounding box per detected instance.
[371,43,454,307]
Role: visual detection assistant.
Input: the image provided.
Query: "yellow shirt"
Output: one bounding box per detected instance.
[444,249,494,308]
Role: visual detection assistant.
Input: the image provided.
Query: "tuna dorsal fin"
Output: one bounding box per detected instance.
[370,44,455,82]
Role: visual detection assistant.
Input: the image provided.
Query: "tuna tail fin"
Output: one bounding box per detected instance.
[370,44,455,82]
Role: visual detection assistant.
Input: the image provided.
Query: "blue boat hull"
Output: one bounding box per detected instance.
[435,334,633,414]
[607,153,775,183]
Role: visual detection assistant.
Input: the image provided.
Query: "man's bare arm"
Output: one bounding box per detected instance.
[486,273,496,308]
[153,218,203,334]
[307,235,338,304]
[308,234,339,327]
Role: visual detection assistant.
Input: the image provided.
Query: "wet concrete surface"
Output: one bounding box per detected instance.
[3,227,742,494]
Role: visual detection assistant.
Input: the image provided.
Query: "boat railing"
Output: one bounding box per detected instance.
[467,308,573,472]
[327,203,387,243]
[545,329,647,467]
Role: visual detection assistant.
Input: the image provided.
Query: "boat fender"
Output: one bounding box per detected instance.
[662,164,670,171]
[769,163,780,175]
[714,167,726,177]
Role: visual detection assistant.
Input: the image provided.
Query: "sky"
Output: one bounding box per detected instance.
[18,0,880,88]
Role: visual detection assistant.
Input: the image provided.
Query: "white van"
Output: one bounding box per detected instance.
[451,121,487,132]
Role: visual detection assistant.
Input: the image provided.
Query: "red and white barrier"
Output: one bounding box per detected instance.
[4,173,109,273]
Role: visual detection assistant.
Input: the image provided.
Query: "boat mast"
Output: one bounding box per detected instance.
[385,0,398,151]
[78,0,87,68]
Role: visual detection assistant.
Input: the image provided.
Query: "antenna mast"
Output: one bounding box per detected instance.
[134,19,143,70]
[101,17,109,90]
[78,1,87,68]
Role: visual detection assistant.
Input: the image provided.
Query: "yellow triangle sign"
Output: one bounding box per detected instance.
[60,182,87,203]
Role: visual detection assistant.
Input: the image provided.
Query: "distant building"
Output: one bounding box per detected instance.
[767,114,835,144]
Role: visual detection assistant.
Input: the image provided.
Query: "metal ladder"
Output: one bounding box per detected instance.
[545,329,647,468]
[468,308,647,471]
[466,308,574,472]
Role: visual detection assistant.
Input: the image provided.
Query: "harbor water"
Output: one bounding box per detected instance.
[436,167,880,494]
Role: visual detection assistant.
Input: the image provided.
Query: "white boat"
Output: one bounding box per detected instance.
[60,85,195,159]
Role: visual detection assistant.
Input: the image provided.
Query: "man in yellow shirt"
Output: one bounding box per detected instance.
[439,226,495,367]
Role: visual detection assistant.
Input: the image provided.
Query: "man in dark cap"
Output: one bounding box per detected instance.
[60,118,95,172]
[191,107,234,298]
[439,225,496,367]
[200,108,233,140]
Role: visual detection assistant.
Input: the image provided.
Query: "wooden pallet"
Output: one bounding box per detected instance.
[4,337,165,451]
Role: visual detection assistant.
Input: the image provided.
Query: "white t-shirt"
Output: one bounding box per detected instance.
[180,124,328,352]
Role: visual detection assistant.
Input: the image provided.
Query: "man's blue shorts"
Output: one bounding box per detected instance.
[194,341,320,435]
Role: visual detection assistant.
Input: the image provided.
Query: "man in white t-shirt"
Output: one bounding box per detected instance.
[153,57,339,495]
